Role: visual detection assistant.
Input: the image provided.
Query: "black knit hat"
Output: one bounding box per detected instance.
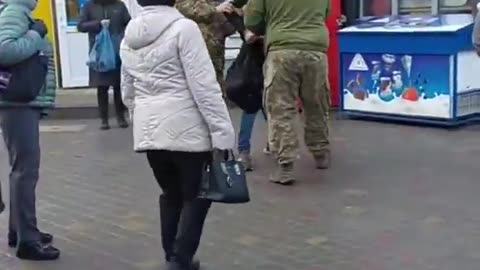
[136,0,175,7]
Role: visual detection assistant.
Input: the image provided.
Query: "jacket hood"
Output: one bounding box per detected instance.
[123,6,183,50]
[2,0,38,11]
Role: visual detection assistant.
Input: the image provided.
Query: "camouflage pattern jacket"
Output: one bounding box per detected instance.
[176,0,234,55]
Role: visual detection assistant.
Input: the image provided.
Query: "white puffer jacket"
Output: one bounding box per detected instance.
[120,6,235,153]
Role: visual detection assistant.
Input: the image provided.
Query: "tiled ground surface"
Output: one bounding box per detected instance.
[1,111,480,270]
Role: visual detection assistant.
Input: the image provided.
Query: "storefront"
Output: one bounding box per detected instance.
[53,0,90,88]
[338,0,480,126]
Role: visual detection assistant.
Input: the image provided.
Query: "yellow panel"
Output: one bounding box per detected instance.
[32,0,55,47]
[32,0,58,86]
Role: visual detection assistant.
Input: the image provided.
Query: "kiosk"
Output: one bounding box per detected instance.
[338,0,480,125]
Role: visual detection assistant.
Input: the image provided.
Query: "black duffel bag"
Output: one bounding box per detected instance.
[226,42,264,114]
[0,52,48,103]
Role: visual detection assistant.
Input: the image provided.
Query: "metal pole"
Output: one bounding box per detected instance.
[432,0,439,15]
[359,0,364,17]
[392,0,399,15]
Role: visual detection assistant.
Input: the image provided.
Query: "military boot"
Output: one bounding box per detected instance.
[270,163,296,185]
[315,150,331,170]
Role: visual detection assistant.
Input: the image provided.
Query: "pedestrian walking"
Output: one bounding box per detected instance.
[77,0,130,130]
[119,0,235,269]
[0,0,59,260]
[175,0,236,98]
[222,3,267,171]
[245,0,332,185]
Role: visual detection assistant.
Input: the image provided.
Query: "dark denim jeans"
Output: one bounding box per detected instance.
[238,110,267,153]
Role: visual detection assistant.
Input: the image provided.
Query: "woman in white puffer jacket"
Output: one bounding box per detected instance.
[119,0,235,269]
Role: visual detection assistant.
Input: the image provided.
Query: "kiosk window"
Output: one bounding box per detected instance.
[440,0,473,13]
[362,0,391,16]
[399,0,432,14]
[66,0,90,26]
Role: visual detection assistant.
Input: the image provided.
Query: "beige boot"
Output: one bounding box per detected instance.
[270,163,296,185]
[315,150,331,170]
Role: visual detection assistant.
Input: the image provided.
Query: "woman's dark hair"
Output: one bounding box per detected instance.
[136,0,175,7]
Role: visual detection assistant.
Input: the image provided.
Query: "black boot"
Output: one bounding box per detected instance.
[17,241,60,261]
[173,198,211,268]
[97,87,110,130]
[161,196,201,270]
[9,232,53,248]
[113,86,129,128]
[160,195,182,262]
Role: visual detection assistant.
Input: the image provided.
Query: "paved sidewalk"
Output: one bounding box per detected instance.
[1,112,480,270]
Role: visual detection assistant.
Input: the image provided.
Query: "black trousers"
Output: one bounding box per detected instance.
[97,85,125,121]
[147,150,212,266]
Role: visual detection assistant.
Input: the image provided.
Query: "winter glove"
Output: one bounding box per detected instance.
[31,20,48,38]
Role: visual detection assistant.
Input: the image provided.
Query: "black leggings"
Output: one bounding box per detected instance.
[146,150,212,266]
[97,85,125,120]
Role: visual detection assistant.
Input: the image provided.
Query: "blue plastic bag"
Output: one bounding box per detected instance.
[87,26,117,72]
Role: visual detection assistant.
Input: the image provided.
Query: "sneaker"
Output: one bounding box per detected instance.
[238,151,253,171]
[315,150,331,170]
[270,163,296,185]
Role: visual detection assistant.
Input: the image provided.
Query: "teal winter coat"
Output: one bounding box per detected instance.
[0,0,56,109]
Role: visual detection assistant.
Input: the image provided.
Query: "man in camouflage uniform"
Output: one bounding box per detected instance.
[176,0,235,97]
[245,0,332,185]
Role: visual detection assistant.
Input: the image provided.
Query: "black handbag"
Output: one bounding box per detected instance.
[0,53,48,102]
[198,151,250,204]
[225,42,264,114]
[0,10,48,103]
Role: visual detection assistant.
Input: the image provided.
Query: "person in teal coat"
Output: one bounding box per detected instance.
[0,0,59,261]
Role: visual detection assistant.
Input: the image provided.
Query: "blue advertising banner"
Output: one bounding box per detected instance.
[342,53,451,118]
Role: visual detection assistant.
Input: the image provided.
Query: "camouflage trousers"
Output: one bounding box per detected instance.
[264,49,330,164]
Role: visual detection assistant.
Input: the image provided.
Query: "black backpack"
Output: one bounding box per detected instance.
[0,6,48,103]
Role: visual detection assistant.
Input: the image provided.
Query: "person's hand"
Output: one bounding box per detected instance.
[212,149,229,161]
[101,19,110,28]
[31,20,48,38]
[216,1,234,14]
[244,29,258,44]
[233,7,243,16]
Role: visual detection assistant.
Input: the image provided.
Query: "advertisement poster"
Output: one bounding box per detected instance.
[342,14,472,33]
[342,53,451,118]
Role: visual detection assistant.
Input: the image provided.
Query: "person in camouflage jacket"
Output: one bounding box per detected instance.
[176,0,235,96]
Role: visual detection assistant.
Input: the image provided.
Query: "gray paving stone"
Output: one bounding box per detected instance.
[0,113,480,269]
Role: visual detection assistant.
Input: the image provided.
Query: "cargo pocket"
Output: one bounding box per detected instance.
[262,53,277,115]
